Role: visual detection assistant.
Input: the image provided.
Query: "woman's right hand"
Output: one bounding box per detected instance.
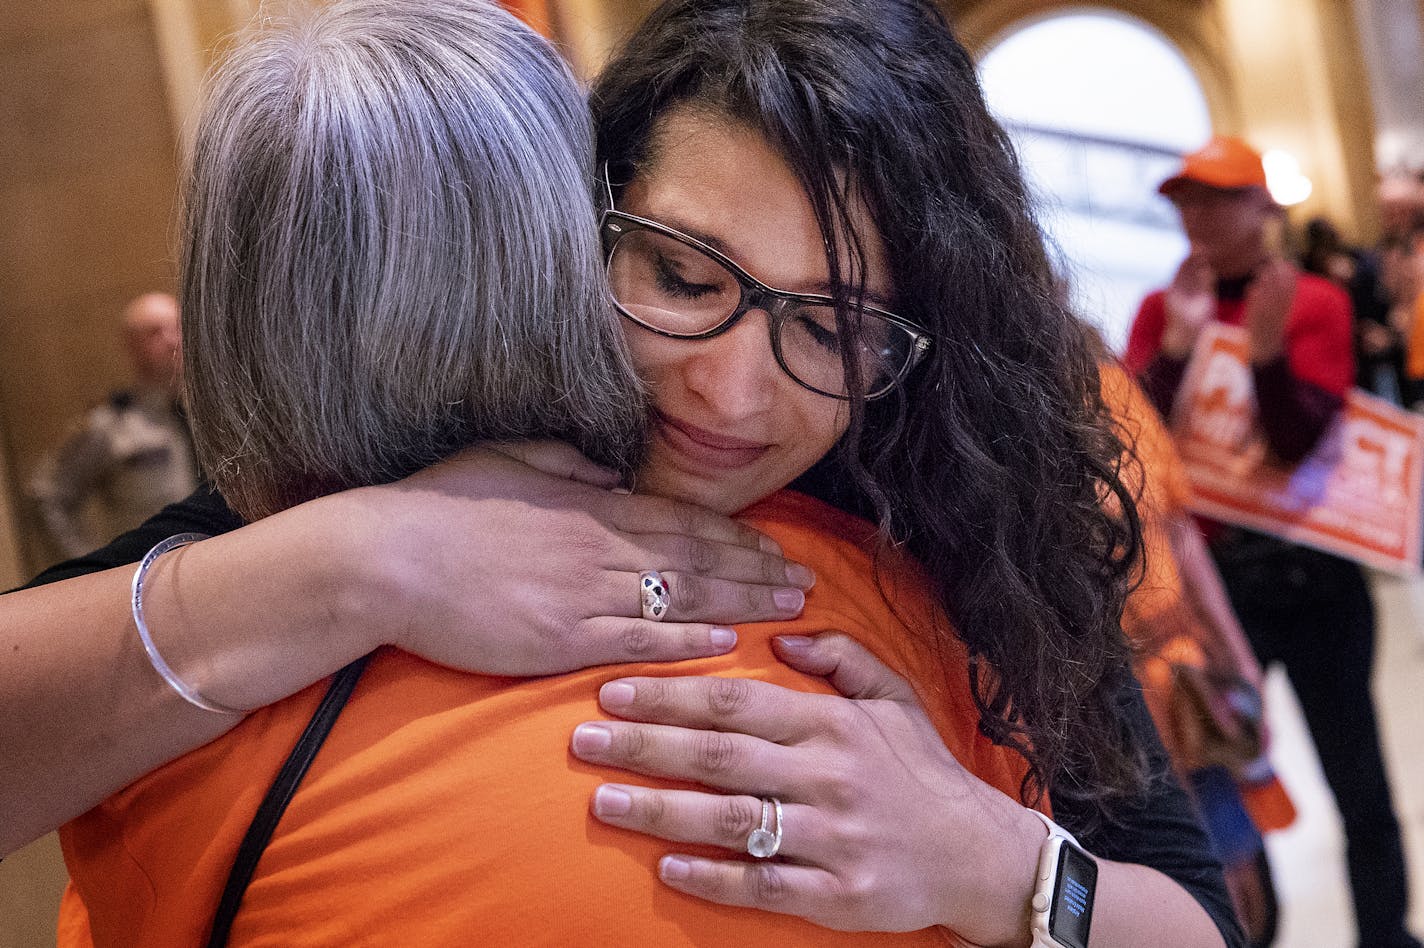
[329,442,815,676]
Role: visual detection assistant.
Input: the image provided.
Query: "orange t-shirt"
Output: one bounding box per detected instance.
[59,490,1031,947]
[1100,361,1195,650]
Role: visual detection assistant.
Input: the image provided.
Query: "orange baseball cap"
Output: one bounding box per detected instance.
[1158,135,1268,196]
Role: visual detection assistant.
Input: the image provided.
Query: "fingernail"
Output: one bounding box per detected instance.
[775,634,814,651]
[610,485,633,495]
[572,723,612,755]
[709,627,737,650]
[593,785,633,817]
[773,588,804,613]
[785,563,816,588]
[659,855,692,882]
[599,681,636,709]
[758,535,783,555]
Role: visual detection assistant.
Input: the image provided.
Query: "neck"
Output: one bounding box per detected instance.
[1205,244,1268,281]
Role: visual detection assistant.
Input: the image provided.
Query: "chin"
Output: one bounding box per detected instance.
[637,466,762,516]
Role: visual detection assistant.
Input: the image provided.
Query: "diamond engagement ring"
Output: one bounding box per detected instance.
[746,797,783,859]
[640,570,671,621]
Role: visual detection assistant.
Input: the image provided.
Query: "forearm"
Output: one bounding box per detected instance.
[1167,516,1260,682]
[0,496,379,855]
[1251,357,1342,463]
[1086,860,1227,948]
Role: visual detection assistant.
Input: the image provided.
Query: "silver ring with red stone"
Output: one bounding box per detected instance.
[639,570,671,621]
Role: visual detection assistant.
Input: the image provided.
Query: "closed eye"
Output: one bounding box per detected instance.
[654,254,721,300]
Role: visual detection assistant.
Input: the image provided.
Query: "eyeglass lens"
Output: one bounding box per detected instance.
[606,226,915,397]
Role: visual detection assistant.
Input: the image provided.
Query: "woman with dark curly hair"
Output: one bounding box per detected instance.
[8,0,1237,945]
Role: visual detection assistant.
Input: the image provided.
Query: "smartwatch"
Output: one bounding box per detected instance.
[1028,810,1098,948]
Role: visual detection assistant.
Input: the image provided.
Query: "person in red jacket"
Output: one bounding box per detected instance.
[1126,135,1420,948]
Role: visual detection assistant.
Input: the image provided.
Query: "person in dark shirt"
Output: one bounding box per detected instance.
[1125,135,1420,948]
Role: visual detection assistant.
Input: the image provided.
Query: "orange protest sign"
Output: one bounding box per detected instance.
[1169,325,1424,573]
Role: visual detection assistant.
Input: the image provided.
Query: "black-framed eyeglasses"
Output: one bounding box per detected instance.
[598,167,932,400]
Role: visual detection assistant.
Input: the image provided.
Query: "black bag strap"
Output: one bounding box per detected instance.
[206,652,373,948]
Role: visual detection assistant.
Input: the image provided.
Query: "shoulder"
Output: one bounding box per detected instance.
[1130,291,1168,331]
[1138,288,1168,311]
[1293,271,1351,315]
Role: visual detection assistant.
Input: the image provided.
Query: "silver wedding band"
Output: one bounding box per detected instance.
[640,570,671,621]
[746,797,783,859]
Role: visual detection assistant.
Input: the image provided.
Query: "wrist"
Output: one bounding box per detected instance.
[951,797,1043,948]
[307,485,409,654]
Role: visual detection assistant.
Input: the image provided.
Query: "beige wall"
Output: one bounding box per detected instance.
[1215,0,1380,238]
[0,439,22,590]
[0,1,182,573]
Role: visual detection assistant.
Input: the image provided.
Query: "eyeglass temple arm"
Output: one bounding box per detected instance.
[598,161,616,213]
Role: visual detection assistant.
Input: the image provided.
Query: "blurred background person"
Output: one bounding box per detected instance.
[26,293,197,560]
[1300,216,1401,402]
[1101,358,1293,948]
[1125,136,1420,948]
[1377,174,1424,407]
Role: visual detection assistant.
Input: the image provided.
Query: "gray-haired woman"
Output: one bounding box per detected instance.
[0,3,812,859]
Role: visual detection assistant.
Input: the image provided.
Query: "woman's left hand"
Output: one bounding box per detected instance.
[569,633,1045,945]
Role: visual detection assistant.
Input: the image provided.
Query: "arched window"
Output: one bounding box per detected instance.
[978,10,1212,350]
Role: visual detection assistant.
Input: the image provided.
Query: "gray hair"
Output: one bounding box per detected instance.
[181,0,645,520]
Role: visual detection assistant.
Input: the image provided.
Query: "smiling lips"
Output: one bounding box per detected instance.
[653,410,771,469]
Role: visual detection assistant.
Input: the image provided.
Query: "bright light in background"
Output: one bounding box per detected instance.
[979,12,1210,150]
[979,10,1212,351]
[1262,149,1314,205]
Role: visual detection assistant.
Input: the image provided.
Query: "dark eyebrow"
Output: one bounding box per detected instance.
[654,215,897,310]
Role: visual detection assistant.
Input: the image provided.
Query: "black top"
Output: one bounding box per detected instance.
[16,486,1244,947]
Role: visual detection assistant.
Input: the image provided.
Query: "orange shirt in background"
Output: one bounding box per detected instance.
[1102,363,1293,833]
[1406,292,1424,383]
[59,490,1031,947]
[1100,361,1195,653]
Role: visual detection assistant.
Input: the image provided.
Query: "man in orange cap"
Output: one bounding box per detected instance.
[1126,136,1421,948]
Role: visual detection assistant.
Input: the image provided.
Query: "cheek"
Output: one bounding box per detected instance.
[794,398,850,462]
[623,331,675,386]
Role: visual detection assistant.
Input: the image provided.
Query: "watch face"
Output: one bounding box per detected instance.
[1049,842,1097,948]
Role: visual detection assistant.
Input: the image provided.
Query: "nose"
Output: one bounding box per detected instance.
[679,309,781,422]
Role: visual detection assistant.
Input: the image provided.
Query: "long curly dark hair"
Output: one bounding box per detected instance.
[592,0,1147,817]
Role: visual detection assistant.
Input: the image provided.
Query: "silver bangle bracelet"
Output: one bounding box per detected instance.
[131,532,243,715]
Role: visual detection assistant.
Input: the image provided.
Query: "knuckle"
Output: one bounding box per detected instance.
[818,763,860,809]
[823,703,861,741]
[707,677,752,717]
[736,525,763,549]
[693,731,741,775]
[742,581,766,614]
[716,796,761,841]
[619,622,655,657]
[630,678,667,714]
[639,792,669,831]
[672,501,700,535]
[759,555,787,586]
[751,864,790,905]
[617,725,651,764]
[683,537,719,575]
[674,574,706,614]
